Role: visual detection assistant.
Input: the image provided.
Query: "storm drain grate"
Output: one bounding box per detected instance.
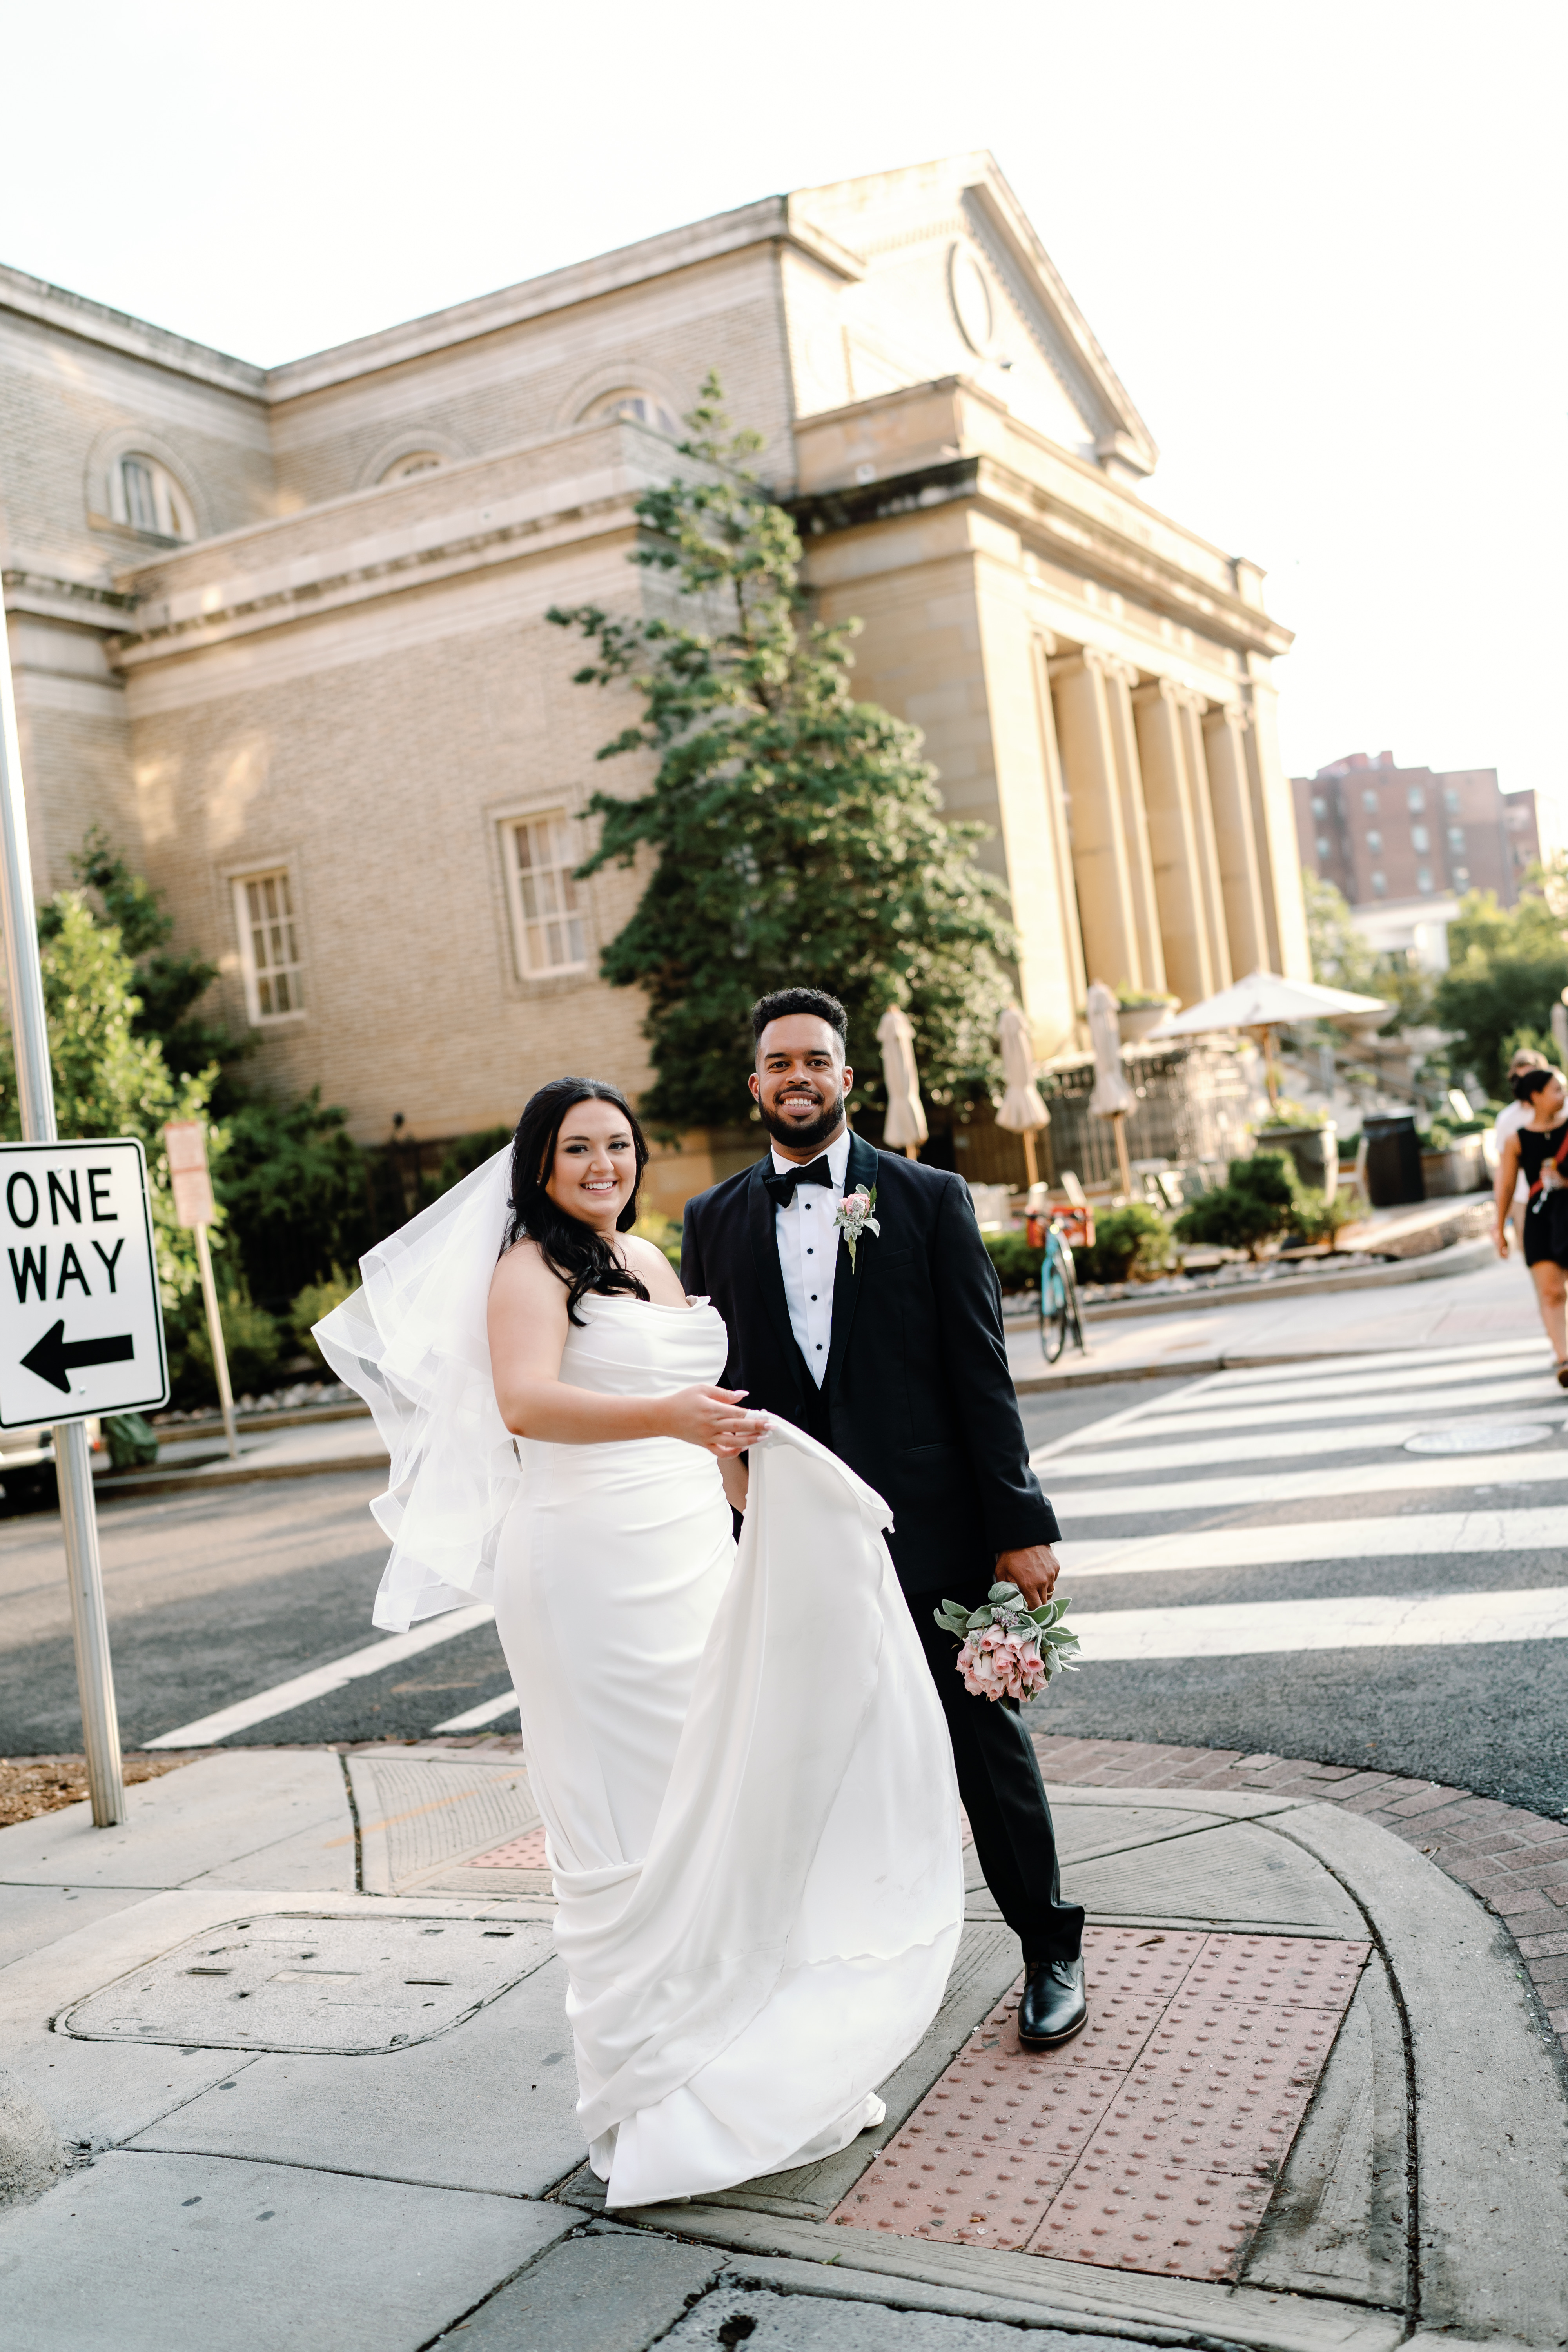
[831,1926,1368,2279]
[58,1914,554,2053]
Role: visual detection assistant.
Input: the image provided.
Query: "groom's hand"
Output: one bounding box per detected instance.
[996,1544,1060,1608]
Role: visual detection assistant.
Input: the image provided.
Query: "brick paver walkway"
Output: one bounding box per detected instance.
[1031,1733,1568,2063]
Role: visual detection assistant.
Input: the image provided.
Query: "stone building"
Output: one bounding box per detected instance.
[0,153,1307,1207]
[1293,750,1541,910]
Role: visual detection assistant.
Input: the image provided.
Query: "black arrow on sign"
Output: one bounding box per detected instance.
[22,1319,134,1395]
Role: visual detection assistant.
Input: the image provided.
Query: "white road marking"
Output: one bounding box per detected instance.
[1055,1506,1568,1577]
[1187,1338,1546,1395]
[1074,1586,1568,1660]
[1082,1373,1561,1439]
[432,1687,520,1733]
[143,1604,497,1747]
[1037,1405,1568,1479]
[1141,1354,1552,1416]
[1050,1447,1568,1519]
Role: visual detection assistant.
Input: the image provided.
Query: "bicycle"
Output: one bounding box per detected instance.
[1029,1207,1088,1364]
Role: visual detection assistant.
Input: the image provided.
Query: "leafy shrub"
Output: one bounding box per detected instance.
[1076,1202,1173,1285]
[982,1231,1045,1294]
[632,1212,684,1272]
[290,1270,358,1364]
[170,1283,283,1405]
[1254,1098,1329,1131]
[1173,1151,1302,1259]
[1292,1185,1363,1245]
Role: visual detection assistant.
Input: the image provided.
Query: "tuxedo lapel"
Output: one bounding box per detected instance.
[825,1131,881,1399]
[746,1156,801,1381]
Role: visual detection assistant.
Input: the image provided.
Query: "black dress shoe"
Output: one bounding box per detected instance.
[1018,1957,1087,2049]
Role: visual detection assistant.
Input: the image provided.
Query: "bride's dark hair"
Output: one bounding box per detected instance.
[504,1077,652,1325]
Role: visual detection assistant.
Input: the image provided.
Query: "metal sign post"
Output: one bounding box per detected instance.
[164,1120,236,1461]
[0,621,148,1825]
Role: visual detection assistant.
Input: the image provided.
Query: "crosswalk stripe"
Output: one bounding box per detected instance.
[1073,1586,1568,1660]
[1051,1446,1568,1519]
[432,1687,520,1733]
[1080,1373,1561,1439]
[1141,1353,1550,1415]
[1056,1505,1568,1577]
[143,1604,497,1748]
[1037,1405,1566,1480]
[1189,1338,1546,1392]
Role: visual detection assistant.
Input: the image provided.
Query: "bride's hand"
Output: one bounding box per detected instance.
[659,1385,769,1455]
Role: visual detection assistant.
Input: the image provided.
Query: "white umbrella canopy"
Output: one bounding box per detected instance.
[876,1005,929,1155]
[995,1004,1050,1135]
[1154,969,1387,1037]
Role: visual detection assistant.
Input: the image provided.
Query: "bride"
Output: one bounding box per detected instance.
[317,1075,963,2209]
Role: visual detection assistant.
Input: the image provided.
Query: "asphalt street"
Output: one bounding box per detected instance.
[0,1343,1564,1818]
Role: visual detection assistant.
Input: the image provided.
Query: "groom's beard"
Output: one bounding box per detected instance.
[756,1092,848,1155]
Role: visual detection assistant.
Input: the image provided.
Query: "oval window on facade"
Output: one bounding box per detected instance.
[113,454,195,541]
[380,451,444,483]
[947,245,996,357]
[586,390,681,437]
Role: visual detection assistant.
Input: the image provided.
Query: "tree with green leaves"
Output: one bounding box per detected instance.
[1432,863,1568,1097]
[548,377,1015,1133]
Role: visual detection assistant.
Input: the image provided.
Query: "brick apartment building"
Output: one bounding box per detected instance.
[1293,751,1541,908]
[0,154,1310,1207]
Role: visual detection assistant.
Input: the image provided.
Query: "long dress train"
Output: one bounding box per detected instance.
[316,1154,963,2209]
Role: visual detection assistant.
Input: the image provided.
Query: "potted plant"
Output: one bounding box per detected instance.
[1115,986,1177,1044]
[1252,1100,1338,1198]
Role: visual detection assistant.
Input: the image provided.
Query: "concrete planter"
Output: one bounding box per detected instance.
[1255,1122,1339,1198]
[1116,1003,1174,1043]
[1422,1137,1487,1197]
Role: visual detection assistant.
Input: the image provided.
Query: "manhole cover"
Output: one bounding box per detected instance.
[1403,1423,1554,1455]
[60,1914,553,2053]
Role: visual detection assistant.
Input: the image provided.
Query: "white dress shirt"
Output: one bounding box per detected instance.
[771,1127,853,1387]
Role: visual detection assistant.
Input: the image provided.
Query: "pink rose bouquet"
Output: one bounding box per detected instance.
[933,1584,1079,1703]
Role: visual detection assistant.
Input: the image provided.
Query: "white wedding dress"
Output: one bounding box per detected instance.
[316,1150,964,2210]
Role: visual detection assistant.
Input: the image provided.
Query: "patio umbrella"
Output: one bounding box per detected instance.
[1085,980,1135,1196]
[877,1005,928,1159]
[995,1003,1050,1189]
[1153,969,1388,1107]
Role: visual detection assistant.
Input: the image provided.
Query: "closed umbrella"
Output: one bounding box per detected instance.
[877,1005,928,1159]
[995,1003,1050,1189]
[1154,968,1388,1107]
[1085,980,1135,1196]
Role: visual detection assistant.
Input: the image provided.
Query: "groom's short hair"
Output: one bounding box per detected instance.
[751,987,848,1052]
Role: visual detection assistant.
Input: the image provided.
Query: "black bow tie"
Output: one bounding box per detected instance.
[763,1155,835,1207]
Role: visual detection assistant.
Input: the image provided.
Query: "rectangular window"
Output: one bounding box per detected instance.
[503,812,587,978]
[1448,825,1465,848]
[234,869,305,1021]
[1408,785,1426,811]
[1416,868,1434,894]
[1370,871,1387,896]
[1365,829,1382,852]
[1412,824,1430,852]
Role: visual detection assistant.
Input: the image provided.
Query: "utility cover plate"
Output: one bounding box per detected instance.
[1403,1422,1553,1454]
[58,1914,552,2053]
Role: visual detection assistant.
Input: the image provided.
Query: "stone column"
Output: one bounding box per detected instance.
[1029,633,1087,1031]
[1132,678,1229,1005]
[1049,649,1165,996]
[1202,703,1271,978]
[1243,663,1313,980]
[1174,690,1233,992]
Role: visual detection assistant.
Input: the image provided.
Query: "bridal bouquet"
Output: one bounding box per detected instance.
[933,1584,1080,1703]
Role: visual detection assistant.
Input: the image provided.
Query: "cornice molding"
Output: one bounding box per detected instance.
[3,568,137,624]
[0,262,263,396]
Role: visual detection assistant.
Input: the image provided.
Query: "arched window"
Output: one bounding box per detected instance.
[112,454,195,541]
[379,451,444,484]
[587,390,680,438]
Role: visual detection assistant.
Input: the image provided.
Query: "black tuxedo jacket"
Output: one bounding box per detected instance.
[681,1132,1059,1598]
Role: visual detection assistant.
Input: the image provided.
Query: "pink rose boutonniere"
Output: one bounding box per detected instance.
[833,1184,880,1270]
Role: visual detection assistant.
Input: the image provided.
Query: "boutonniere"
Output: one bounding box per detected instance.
[834,1185,880,1270]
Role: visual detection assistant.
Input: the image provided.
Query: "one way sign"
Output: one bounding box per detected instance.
[0,1139,168,1426]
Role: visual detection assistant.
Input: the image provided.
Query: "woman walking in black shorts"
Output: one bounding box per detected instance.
[1494,1065,1568,1386]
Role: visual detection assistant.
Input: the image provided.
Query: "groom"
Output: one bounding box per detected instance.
[682,986,1086,2046]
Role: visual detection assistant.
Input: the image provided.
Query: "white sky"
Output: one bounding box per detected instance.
[2,0,1564,811]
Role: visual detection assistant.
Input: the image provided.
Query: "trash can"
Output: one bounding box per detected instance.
[1362,1111,1425,1207]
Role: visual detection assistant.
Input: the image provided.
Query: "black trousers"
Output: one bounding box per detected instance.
[788,1368,1082,1961]
[909,1600,1084,1963]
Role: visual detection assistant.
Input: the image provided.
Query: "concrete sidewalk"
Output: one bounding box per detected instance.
[1009,1245,1543,1391]
[2,1742,1563,2351]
